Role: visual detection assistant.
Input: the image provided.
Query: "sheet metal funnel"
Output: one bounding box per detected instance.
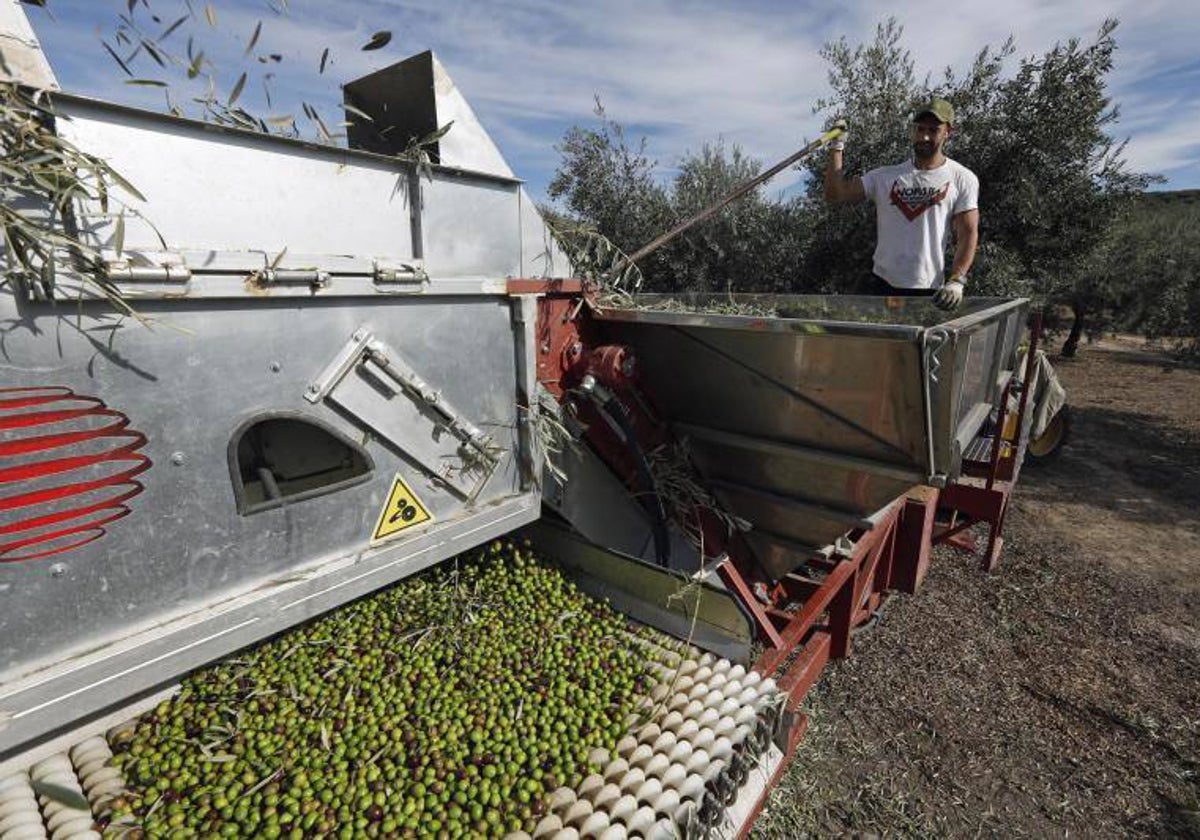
[594,294,1029,579]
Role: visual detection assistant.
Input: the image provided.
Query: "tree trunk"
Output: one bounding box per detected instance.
[1061,302,1085,358]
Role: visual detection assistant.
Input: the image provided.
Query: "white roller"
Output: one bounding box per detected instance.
[616,768,644,795]
[624,805,657,835]
[602,758,629,782]
[532,813,563,839]
[589,782,621,812]
[577,774,605,800]
[576,811,610,838]
[642,753,671,779]
[609,793,638,823]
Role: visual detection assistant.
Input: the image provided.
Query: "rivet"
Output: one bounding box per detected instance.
[171,451,186,465]
[50,563,67,578]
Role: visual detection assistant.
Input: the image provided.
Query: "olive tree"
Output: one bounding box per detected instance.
[546,103,809,293]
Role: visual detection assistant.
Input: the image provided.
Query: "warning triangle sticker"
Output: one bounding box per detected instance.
[372,474,434,542]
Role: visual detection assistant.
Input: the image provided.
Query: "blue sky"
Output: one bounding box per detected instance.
[20,0,1200,203]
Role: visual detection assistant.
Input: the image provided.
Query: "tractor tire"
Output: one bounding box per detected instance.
[1025,404,1071,467]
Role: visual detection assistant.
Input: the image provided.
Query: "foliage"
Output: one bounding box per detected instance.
[548,18,1179,354]
[0,82,150,317]
[1094,193,1200,355]
[547,101,812,293]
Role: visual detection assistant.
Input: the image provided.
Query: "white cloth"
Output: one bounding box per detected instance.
[861,157,979,289]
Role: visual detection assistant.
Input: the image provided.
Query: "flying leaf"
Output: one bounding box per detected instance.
[29,780,89,812]
[229,72,246,106]
[361,31,392,51]
[204,3,217,26]
[244,21,262,57]
[125,78,168,87]
[421,121,454,144]
[101,41,133,77]
[269,246,288,269]
[187,51,205,79]
[160,15,189,41]
[313,110,331,142]
[142,39,166,67]
[319,47,329,74]
[342,103,375,123]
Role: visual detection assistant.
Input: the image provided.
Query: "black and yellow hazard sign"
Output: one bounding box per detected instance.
[371,474,433,542]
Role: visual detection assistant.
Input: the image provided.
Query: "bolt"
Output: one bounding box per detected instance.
[171,451,186,466]
[50,563,67,578]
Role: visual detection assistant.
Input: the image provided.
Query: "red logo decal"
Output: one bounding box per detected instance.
[0,387,150,562]
[889,181,950,221]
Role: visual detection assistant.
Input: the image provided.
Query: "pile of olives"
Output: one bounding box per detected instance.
[103,539,670,838]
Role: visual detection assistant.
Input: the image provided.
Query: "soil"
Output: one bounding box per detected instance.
[752,335,1200,838]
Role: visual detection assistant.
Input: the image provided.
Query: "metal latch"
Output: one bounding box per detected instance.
[305,327,501,498]
[252,268,331,289]
[372,261,428,293]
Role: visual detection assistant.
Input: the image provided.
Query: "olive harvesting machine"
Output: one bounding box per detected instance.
[1,3,1043,838]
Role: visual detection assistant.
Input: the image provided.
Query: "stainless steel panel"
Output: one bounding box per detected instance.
[0,291,531,758]
[421,174,521,279]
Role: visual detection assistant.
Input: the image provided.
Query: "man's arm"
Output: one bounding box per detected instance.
[949,208,979,278]
[824,148,866,205]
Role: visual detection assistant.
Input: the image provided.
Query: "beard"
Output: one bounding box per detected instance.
[913,141,939,160]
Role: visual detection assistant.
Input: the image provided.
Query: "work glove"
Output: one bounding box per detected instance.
[828,119,848,152]
[933,276,965,311]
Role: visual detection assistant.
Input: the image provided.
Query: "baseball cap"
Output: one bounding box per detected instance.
[913,99,955,125]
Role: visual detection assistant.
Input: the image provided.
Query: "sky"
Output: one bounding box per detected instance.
[18,0,1200,204]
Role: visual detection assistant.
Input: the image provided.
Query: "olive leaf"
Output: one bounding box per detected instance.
[228,72,246,106]
[361,31,392,51]
[186,50,204,79]
[29,780,89,812]
[101,41,134,77]
[244,20,262,57]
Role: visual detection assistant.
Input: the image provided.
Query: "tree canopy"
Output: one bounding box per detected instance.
[547,18,1194,354]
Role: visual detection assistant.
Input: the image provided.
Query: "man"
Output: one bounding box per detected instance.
[823,99,979,311]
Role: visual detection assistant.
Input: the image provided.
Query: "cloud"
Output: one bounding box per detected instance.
[22,0,1200,200]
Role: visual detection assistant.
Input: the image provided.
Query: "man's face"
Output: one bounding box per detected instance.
[912,117,949,160]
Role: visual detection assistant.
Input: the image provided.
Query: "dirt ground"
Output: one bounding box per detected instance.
[752,336,1200,838]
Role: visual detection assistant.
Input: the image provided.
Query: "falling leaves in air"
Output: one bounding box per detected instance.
[361,31,392,51]
[244,21,262,57]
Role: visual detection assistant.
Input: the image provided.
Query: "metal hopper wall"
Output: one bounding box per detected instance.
[594,294,1029,579]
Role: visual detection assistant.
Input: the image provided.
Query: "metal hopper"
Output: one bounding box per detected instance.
[594,293,1029,578]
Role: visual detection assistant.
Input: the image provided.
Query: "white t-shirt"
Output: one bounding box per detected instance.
[860,157,979,289]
